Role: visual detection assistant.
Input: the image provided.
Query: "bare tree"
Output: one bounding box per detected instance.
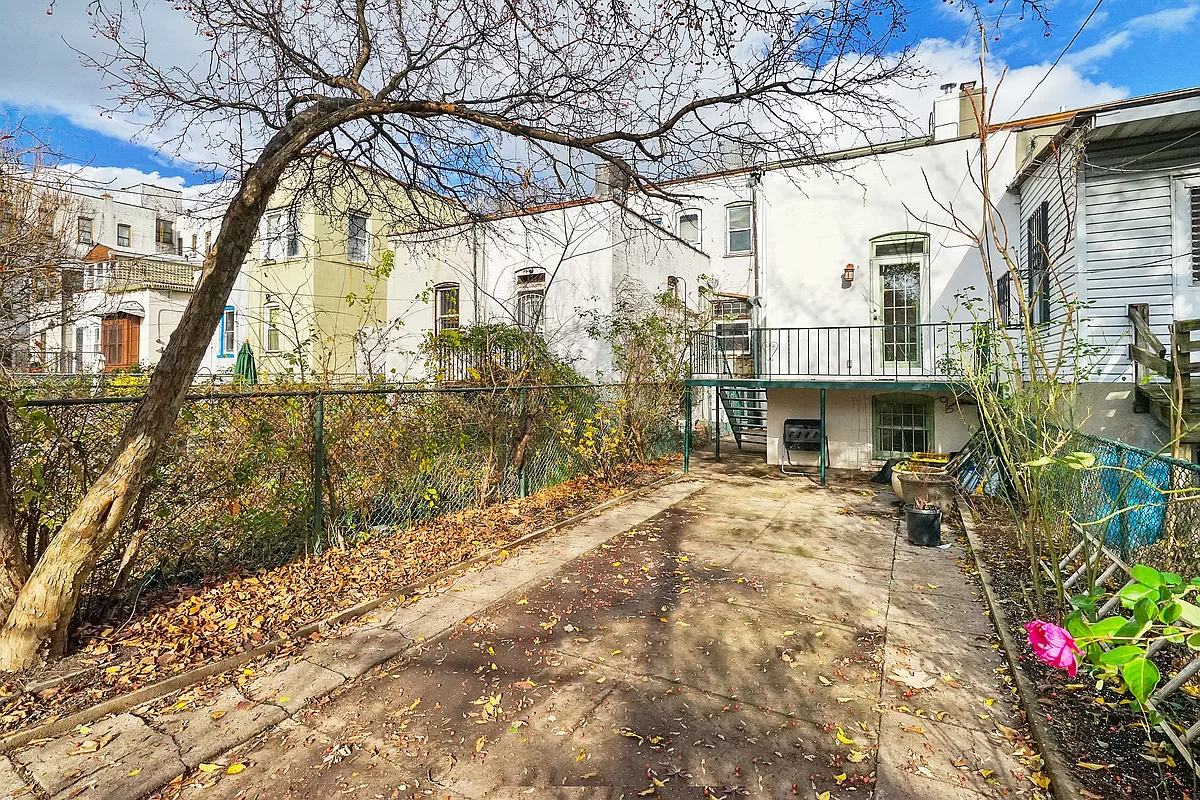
[0,124,94,624]
[0,0,1036,668]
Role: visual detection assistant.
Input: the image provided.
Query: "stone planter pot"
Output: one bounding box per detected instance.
[893,465,956,513]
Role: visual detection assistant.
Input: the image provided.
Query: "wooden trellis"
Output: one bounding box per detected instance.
[1046,528,1200,773]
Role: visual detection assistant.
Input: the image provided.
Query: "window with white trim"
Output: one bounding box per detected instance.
[1190,185,1200,285]
[515,269,547,330]
[220,306,236,357]
[726,203,752,254]
[264,303,282,352]
[434,283,460,334]
[677,209,701,246]
[77,217,93,244]
[347,211,369,263]
[117,223,131,248]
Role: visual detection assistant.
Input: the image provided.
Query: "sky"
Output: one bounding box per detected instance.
[0,0,1198,193]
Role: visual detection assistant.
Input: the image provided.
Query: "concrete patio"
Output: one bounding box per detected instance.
[11,454,1042,800]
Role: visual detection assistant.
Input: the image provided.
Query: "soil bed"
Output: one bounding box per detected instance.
[969,498,1199,800]
[0,462,672,738]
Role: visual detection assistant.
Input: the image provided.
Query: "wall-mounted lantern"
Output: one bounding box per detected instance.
[842,263,856,285]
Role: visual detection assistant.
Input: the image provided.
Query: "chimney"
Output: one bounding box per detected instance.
[931,82,960,141]
[958,81,986,139]
[593,163,630,200]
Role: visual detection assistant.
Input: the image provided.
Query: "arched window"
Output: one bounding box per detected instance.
[869,232,929,366]
[434,283,460,334]
[515,269,546,330]
[677,208,702,246]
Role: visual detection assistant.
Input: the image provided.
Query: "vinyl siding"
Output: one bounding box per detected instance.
[1081,130,1200,381]
[1013,135,1082,378]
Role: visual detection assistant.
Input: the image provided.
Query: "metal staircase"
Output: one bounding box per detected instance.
[718,386,767,449]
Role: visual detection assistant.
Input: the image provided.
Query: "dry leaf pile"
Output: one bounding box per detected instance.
[0,462,670,735]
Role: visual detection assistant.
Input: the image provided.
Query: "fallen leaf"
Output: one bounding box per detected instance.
[198,764,222,773]
[226,764,245,775]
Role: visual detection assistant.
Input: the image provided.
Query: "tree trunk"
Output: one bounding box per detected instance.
[0,103,350,671]
[0,398,30,622]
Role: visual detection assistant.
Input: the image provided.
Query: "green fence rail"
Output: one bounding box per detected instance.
[8,383,684,621]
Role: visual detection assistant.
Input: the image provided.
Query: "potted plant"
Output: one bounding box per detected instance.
[904,498,942,547]
[891,461,955,512]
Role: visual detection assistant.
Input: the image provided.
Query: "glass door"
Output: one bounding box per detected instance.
[880,261,921,368]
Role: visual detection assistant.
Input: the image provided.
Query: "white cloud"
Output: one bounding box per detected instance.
[895,37,1127,131]
[0,0,214,167]
[1128,4,1200,33]
[58,164,190,199]
[1066,4,1198,69]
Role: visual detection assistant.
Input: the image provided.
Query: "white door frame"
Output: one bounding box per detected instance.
[1172,175,1200,321]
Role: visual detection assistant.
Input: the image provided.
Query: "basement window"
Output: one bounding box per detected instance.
[872,396,932,459]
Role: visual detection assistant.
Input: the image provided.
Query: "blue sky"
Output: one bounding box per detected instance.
[1,0,1198,191]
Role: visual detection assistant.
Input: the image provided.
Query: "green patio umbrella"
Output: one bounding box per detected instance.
[233,341,258,384]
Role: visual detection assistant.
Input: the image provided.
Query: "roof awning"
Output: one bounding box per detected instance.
[114,300,145,318]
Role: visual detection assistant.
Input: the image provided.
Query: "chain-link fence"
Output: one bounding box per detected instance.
[1036,430,1200,574]
[9,383,684,621]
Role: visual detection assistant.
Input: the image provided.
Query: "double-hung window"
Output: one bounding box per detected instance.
[261,208,300,261]
[264,303,282,352]
[155,218,174,247]
[117,223,131,248]
[726,203,752,254]
[77,217,93,244]
[347,211,369,263]
[434,283,460,334]
[677,209,701,246]
[220,306,236,357]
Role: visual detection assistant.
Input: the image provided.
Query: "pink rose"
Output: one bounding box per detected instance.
[1025,620,1080,676]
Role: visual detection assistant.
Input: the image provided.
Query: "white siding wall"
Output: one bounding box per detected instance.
[1081,132,1200,381]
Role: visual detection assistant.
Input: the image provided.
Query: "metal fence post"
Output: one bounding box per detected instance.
[312,393,325,550]
[819,388,827,487]
[714,384,721,462]
[683,384,692,474]
[518,388,527,499]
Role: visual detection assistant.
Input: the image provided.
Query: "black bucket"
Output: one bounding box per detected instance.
[904,505,942,547]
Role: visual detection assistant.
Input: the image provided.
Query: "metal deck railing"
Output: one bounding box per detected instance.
[690,323,992,382]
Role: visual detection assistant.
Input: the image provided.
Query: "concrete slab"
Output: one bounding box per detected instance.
[885,618,999,657]
[145,686,288,769]
[875,760,994,800]
[13,713,185,800]
[749,524,897,569]
[303,623,413,678]
[887,591,998,637]
[880,645,1023,732]
[242,658,346,714]
[876,710,1029,795]
[0,756,30,799]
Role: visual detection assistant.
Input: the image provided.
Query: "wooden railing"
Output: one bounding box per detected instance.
[1128,304,1200,445]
